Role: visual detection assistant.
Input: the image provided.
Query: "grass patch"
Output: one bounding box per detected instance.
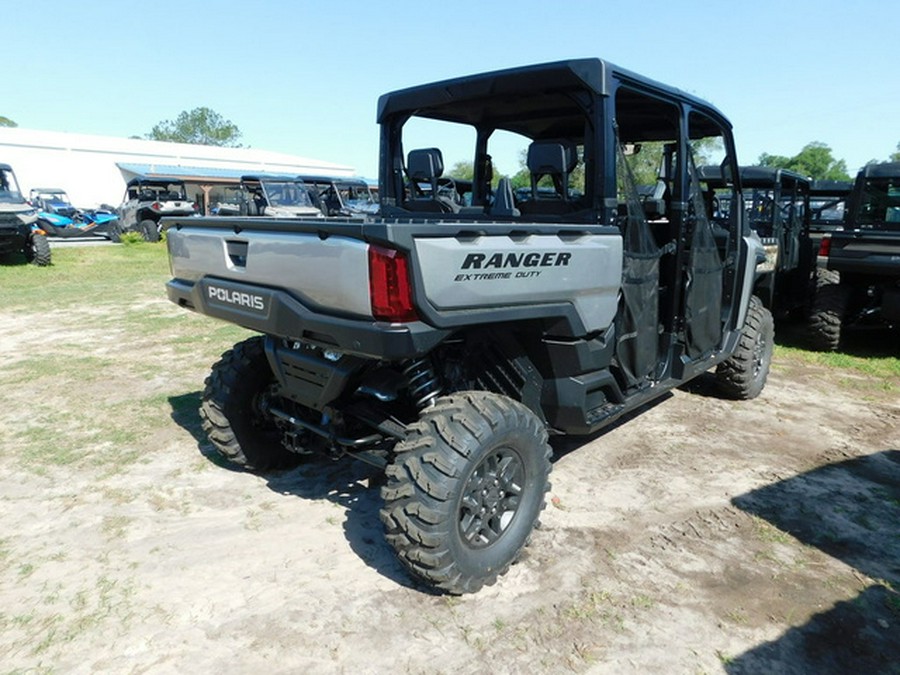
[774,343,900,387]
[0,243,170,311]
[750,515,793,545]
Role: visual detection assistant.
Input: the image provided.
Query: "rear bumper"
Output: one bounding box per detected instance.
[166,277,450,360]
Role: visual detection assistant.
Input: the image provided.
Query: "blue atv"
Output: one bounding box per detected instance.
[30,188,121,241]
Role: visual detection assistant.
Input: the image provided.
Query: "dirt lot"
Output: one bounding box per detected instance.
[1,252,898,674]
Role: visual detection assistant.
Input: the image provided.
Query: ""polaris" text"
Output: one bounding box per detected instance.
[207,286,265,311]
[461,251,572,270]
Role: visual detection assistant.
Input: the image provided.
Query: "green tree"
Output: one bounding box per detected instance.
[0,116,17,127]
[890,142,900,163]
[447,160,474,181]
[145,107,242,147]
[758,141,850,180]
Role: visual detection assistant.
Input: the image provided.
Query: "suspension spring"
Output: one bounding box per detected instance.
[402,357,442,409]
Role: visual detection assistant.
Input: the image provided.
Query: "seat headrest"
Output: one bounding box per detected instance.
[527,141,577,175]
[408,148,444,181]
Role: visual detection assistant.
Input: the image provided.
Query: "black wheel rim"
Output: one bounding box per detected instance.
[458,447,525,549]
[752,329,767,378]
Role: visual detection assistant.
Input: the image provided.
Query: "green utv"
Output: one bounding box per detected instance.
[165,59,772,594]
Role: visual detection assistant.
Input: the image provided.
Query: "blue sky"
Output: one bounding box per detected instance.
[4,0,898,178]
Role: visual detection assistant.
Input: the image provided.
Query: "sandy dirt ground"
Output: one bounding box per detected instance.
[0,297,898,674]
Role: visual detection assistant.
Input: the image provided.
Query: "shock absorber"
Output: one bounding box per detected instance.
[402,357,441,409]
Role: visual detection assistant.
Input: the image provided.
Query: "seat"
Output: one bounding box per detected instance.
[405,148,460,213]
[518,140,579,216]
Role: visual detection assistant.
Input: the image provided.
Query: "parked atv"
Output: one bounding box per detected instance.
[0,163,51,265]
[165,58,772,594]
[30,188,121,241]
[118,178,198,241]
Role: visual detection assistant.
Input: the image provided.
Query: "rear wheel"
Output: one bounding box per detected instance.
[26,233,52,266]
[715,295,773,400]
[139,219,160,242]
[381,391,552,594]
[200,336,302,471]
[807,269,847,351]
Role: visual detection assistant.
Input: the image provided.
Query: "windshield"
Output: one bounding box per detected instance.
[857,177,900,228]
[810,197,846,223]
[339,183,375,205]
[36,190,72,205]
[744,188,800,237]
[0,168,25,203]
[263,181,314,207]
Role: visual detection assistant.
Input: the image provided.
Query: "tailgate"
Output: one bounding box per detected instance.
[822,231,900,276]
[167,222,373,318]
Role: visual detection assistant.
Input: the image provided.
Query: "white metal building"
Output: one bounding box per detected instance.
[0,127,356,212]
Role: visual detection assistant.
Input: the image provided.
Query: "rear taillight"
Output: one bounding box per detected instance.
[818,235,831,257]
[368,245,418,322]
[151,202,161,211]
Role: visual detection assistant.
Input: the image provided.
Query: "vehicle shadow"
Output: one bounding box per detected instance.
[728,449,900,673]
[168,391,239,472]
[726,584,899,674]
[168,391,427,591]
[0,252,32,266]
[263,455,422,591]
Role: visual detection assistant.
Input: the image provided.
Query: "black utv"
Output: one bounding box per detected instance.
[809,162,900,350]
[0,163,51,266]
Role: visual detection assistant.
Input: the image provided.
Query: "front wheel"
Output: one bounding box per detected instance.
[715,295,774,400]
[381,391,552,594]
[139,219,160,242]
[200,336,302,471]
[27,233,52,266]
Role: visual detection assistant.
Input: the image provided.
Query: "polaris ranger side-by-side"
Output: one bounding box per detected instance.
[165,59,772,594]
[809,162,900,350]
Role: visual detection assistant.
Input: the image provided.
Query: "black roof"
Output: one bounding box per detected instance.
[377,58,731,141]
[0,163,12,171]
[699,165,809,189]
[296,174,369,187]
[741,166,809,188]
[858,162,900,179]
[809,179,853,196]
